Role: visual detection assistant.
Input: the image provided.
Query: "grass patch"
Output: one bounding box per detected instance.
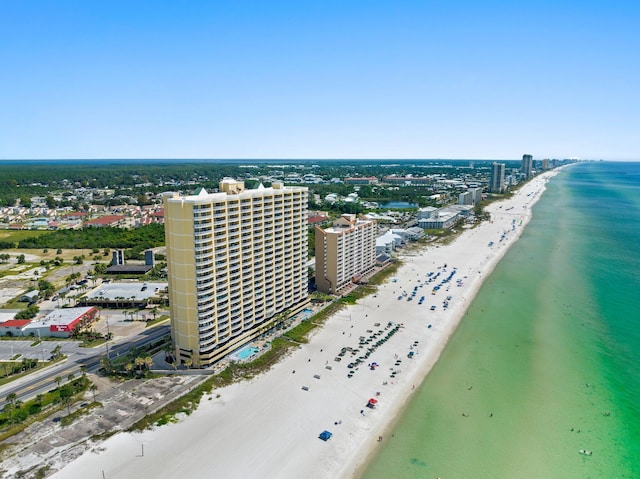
[1,299,30,311]
[59,401,101,426]
[33,465,50,479]
[78,338,106,348]
[0,230,49,243]
[145,314,169,328]
[0,355,66,387]
[90,430,117,442]
[11,464,51,479]
[340,285,377,304]
[368,261,401,285]
[0,360,47,386]
[128,382,210,431]
[0,376,92,441]
[0,442,15,457]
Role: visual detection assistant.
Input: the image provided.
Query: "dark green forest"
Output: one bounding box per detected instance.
[0,159,521,207]
[15,223,165,253]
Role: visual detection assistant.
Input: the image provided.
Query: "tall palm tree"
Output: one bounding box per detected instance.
[144,356,154,370]
[5,392,17,408]
[4,393,18,422]
[134,357,146,372]
[89,384,98,403]
[59,386,73,416]
[99,357,112,373]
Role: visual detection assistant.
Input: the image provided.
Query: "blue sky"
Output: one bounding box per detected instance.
[1,1,638,160]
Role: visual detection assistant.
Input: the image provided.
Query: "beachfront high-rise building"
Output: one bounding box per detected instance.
[458,187,483,206]
[490,162,506,193]
[458,191,473,205]
[163,179,309,367]
[315,214,377,294]
[521,154,533,178]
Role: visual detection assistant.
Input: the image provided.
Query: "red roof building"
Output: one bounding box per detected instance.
[307,214,329,225]
[22,307,98,338]
[84,215,125,227]
[0,319,31,336]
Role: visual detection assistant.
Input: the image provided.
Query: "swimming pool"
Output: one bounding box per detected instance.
[236,346,259,360]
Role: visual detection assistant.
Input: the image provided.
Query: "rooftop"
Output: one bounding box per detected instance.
[26,307,96,328]
[0,319,31,328]
[85,281,167,301]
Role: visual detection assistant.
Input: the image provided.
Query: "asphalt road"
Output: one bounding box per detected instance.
[0,324,170,409]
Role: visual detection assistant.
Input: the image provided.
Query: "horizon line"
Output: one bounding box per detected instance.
[0,157,596,162]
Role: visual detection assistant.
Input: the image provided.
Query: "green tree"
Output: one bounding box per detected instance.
[38,279,56,299]
[59,385,74,415]
[19,195,32,208]
[94,263,108,274]
[137,194,151,206]
[51,345,62,359]
[134,357,146,372]
[5,392,17,408]
[89,383,98,402]
[100,357,113,374]
[3,397,18,423]
[144,356,153,370]
[15,304,39,319]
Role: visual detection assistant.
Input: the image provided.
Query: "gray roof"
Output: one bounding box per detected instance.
[85,281,167,301]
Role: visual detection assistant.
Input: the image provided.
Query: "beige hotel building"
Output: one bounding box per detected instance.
[315,214,377,294]
[163,179,309,367]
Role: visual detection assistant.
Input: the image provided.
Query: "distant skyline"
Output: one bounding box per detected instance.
[1,1,638,161]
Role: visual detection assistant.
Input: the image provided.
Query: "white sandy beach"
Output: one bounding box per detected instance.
[46,170,560,479]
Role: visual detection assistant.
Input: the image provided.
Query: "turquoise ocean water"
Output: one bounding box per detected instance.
[363,162,640,478]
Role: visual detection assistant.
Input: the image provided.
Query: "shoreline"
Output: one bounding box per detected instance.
[44,170,562,479]
[348,171,560,477]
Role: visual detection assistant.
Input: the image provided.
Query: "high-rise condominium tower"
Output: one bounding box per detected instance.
[521,154,533,178]
[315,214,377,294]
[163,179,309,367]
[490,162,506,193]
